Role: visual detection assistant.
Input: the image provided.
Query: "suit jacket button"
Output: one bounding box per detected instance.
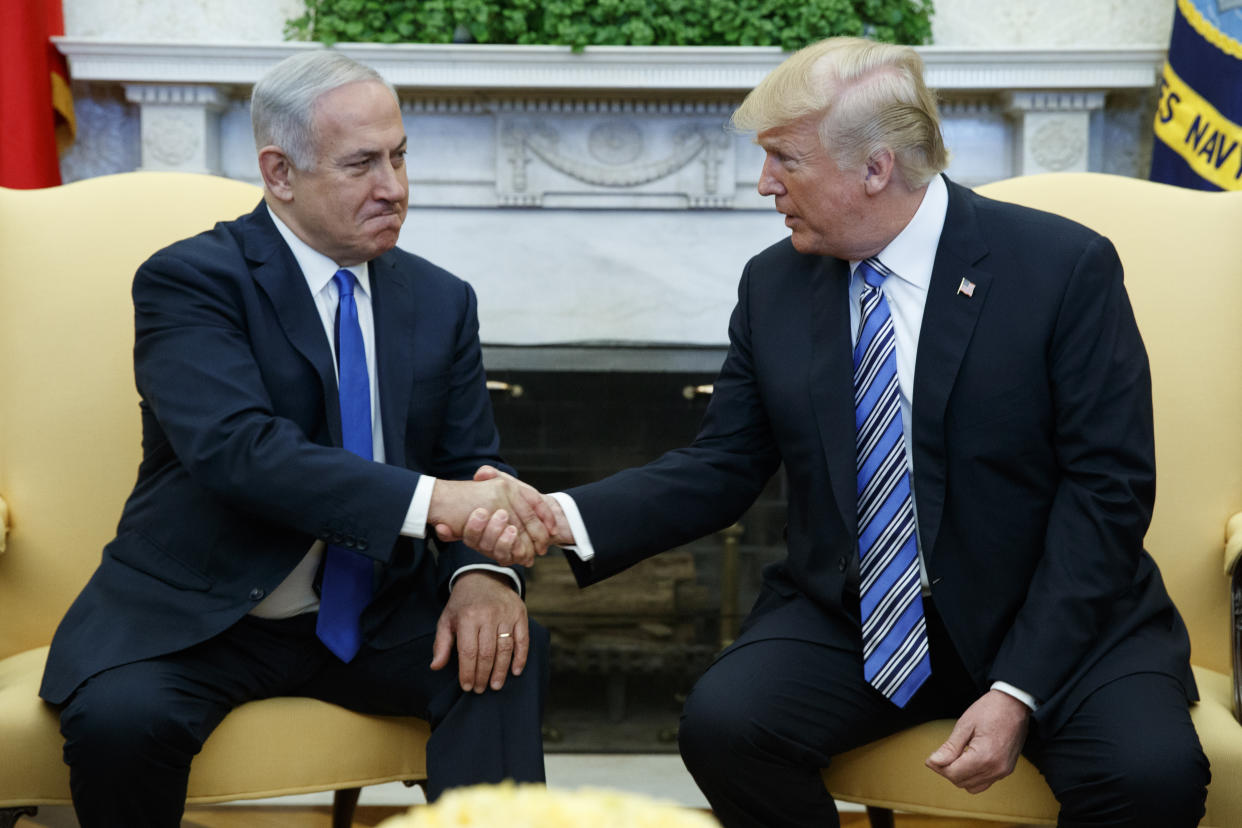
[248,587,266,601]
[838,557,848,572]
[344,538,356,549]
[356,539,369,552]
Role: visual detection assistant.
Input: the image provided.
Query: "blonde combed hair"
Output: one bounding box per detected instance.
[732,37,948,189]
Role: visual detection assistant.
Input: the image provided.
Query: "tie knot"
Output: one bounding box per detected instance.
[333,268,357,298]
[858,258,888,290]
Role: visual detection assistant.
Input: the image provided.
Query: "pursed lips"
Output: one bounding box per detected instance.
[362,208,403,226]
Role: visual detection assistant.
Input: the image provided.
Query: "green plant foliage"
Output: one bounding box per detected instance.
[285,0,934,50]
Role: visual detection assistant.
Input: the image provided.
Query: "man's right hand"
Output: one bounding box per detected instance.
[429,467,557,566]
[451,466,577,566]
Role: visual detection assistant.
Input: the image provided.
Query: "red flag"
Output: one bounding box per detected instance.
[0,0,76,189]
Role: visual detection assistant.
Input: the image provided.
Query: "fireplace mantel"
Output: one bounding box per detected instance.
[53,39,1165,347]
[56,38,1164,91]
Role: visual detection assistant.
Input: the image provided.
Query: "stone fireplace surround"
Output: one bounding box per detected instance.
[57,39,1164,354]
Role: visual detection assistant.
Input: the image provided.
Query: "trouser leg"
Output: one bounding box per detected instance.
[678,598,978,828]
[58,615,318,828]
[678,636,920,828]
[303,620,550,800]
[1025,672,1208,828]
[60,662,227,828]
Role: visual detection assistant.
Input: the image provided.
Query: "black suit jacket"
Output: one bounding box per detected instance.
[566,178,1195,734]
[41,201,516,704]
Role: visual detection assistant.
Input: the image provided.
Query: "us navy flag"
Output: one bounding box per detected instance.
[1151,0,1242,191]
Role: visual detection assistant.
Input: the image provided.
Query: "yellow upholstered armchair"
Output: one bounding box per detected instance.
[822,173,1242,827]
[0,172,429,827]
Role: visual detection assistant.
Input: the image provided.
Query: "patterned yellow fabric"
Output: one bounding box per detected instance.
[378,783,719,828]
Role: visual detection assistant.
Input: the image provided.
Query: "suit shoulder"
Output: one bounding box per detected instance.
[384,246,471,291]
[142,207,256,272]
[377,247,480,316]
[964,186,1103,249]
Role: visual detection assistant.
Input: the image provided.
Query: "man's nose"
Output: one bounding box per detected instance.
[757,157,784,197]
[374,160,407,202]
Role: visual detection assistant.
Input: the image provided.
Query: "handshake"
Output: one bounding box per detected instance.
[427,466,573,567]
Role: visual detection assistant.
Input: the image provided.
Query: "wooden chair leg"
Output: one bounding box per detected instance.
[865,805,896,828]
[0,806,38,828]
[332,787,362,828]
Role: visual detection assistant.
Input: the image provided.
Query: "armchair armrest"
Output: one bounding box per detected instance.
[1228,512,1242,722]
[0,495,8,555]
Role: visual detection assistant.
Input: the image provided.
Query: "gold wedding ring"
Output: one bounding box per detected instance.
[498,632,512,638]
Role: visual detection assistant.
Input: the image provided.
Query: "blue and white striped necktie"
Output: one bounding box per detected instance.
[853,258,931,707]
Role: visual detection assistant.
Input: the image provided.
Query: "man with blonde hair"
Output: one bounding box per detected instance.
[477,36,1209,827]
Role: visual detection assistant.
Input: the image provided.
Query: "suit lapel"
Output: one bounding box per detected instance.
[241,202,343,447]
[911,180,992,560]
[808,256,859,538]
[369,250,414,466]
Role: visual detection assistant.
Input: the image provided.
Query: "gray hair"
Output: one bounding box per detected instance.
[251,50,399,170]
[732,37,948,189]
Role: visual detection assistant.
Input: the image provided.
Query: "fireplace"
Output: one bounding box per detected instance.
[485,348,787,752]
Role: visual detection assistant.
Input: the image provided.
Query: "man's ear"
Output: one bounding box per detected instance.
[863,149,896,195]
[258,145,295,202]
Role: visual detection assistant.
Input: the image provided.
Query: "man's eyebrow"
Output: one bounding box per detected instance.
[338,148,378,164]
[338,138,407,165]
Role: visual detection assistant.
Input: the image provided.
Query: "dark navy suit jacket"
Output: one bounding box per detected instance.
[41,201,516,704]
[565,178,1196,734]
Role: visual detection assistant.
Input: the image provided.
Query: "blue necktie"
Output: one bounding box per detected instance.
[316,268,374,663]
[853,258,931,707]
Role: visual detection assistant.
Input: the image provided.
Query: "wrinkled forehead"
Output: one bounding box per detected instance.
[756,113,827,153]
[308,81,403,142]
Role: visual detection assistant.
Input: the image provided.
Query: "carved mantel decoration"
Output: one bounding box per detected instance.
[495,101,734,208]
[57,39,1165,186]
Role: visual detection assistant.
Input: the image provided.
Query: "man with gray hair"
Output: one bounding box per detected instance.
[40,50,552,827]
[477,36,1209,827]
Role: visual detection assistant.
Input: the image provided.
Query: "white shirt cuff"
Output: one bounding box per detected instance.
[549,491,594,561]
[449,564,524,597]
[401,475,437,538]
[991,681,1039,712]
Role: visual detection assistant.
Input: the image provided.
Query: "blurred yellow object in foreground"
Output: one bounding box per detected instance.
[377,782,720,828]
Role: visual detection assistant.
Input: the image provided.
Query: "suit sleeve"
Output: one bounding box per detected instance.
[987,235,1156,701]
[565,259,784,584]
[132,245,420,562]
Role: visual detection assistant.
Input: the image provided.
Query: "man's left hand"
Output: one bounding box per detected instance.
[925,689,1031,794]
[430,570,529,694]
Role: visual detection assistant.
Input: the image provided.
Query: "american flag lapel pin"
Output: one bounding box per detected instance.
[957,277,976,297]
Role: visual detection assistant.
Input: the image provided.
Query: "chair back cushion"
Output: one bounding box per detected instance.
[0,172,262,660]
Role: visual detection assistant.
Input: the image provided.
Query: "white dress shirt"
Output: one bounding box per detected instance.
[251,210,515,618]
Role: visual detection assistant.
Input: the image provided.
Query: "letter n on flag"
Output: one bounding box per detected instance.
[1151,0,1242,191]
[0,0,76,190]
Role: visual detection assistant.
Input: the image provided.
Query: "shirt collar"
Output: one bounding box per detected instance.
[267,206,371,299]
[850,173,948,290]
